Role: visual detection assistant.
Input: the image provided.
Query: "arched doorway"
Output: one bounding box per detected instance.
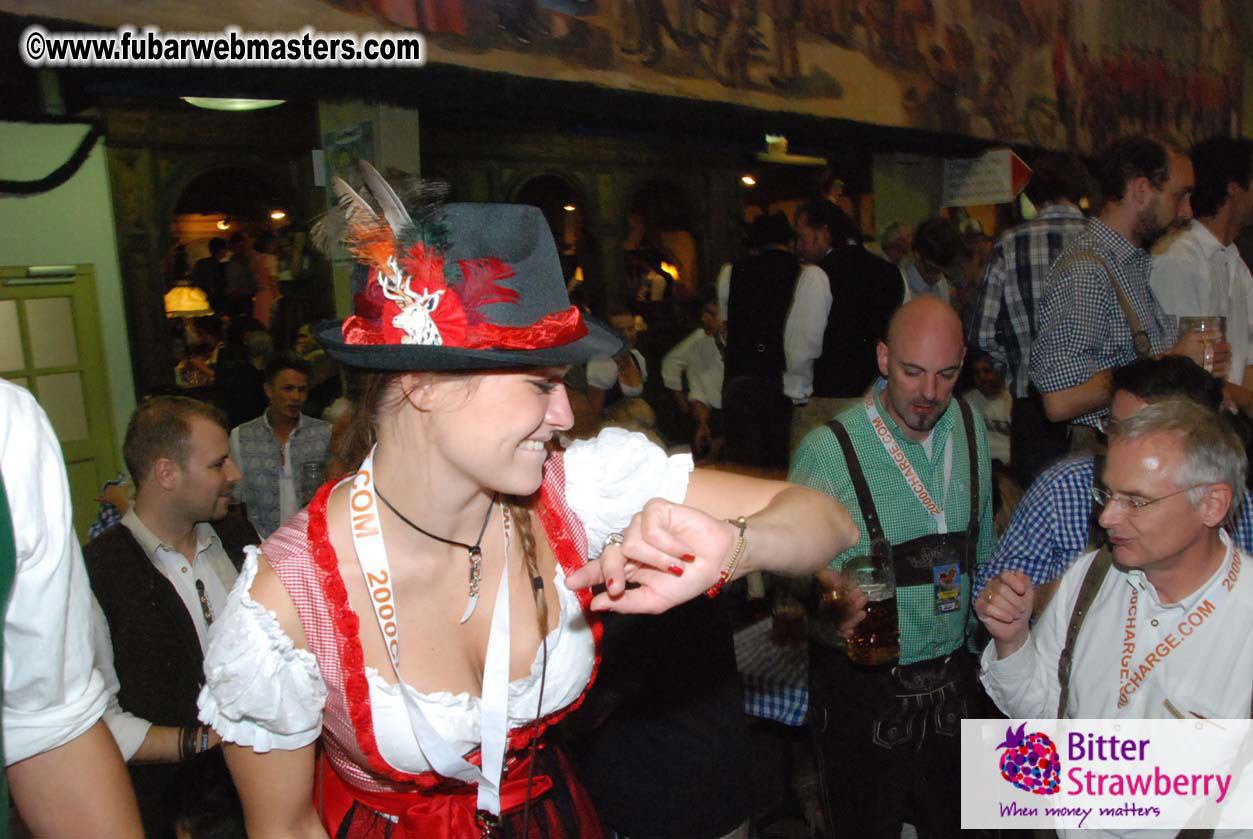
[625,179,699,304]
[512,173,599,315]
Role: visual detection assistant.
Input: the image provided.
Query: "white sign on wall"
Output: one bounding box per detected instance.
[943,149,1032,207]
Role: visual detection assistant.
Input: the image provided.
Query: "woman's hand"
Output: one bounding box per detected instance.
[565,498,738,613]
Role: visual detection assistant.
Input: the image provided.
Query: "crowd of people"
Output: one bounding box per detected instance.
[3,134,1253,839]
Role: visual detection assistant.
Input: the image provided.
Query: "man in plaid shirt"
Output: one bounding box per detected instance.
[1029,137,1220,448]
[974,356,1253,614]
[970,154,1088,487]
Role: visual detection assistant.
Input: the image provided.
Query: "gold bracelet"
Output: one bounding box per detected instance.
[705,516,748,598]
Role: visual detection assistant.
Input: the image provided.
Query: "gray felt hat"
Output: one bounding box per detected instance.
[315,191,621,370]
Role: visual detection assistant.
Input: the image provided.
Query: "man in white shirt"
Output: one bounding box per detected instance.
[0,378,143,837]
[84,396,257,836]
[1151,137,1253,386]
[964,353,1013,466]
[900,216,964,306]
[661,295,725,460]
[978,398,1253,728]
[784,200,904,451]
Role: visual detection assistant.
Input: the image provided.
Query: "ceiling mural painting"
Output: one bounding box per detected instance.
[3,0,1246,151]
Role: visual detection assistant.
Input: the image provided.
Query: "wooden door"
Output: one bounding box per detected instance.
[0,265,119,542]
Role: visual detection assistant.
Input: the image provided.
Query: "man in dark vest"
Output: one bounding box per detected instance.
[790,297,994,839]
[721,211,800,471]
[785,199,906,454]
[85,396,256,838]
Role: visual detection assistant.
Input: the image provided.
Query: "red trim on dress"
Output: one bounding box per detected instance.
[305,456,601,785]
[306,482,433,786]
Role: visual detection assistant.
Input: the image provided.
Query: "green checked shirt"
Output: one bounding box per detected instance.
[789,381,994,664]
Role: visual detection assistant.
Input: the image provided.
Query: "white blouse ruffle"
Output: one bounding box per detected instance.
[562,427,693,558]
[197,547,326,751]
[197,428,692,769]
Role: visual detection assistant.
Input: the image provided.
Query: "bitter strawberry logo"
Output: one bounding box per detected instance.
[996,723,1061,795]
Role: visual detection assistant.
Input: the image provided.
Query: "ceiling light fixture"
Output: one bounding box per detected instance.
[216,218,230,230]
[741,174,757,186]
[563,204,576,212]
[181,96,286,112]
[270,210,287,220]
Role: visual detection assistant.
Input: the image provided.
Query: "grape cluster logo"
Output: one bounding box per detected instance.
[996,722,1061,795]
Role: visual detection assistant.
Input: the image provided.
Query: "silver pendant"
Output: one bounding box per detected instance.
[459,547,483,624]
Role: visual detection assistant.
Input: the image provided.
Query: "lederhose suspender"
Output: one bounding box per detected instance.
[1050,249,1154,360]
[826,396,980,572]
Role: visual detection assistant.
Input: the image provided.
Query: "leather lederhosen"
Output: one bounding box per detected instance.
[824,397,981,665]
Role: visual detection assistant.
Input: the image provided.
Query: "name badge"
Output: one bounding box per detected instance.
[933,560,961,614]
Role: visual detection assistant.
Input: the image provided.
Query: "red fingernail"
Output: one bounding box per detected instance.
[680,553,696,562]
[606,578,615,587]
[668,563,684,576]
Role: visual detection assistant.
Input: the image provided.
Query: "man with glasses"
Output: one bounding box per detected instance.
[978,398,1253,732]
[974,356,1253,616]
[1030,136,1222,458]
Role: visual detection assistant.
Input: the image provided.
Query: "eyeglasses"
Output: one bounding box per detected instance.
[1090,484,1207,515]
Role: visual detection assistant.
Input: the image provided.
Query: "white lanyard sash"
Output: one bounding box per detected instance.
[1115,544,1241,709]
[863,389,955,533]
[347,447,512,815]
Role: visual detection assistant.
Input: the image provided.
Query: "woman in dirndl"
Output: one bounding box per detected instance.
[196,163,861,838]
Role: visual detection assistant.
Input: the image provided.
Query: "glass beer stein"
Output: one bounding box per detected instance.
[1178,315,1227,374]
[840,542,900,665]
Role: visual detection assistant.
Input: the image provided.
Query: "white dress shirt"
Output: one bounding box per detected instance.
[982,531,1253,720]
[716,261,732,323]
[92,509,239,759]
[964,388,1012,465]
[782,262,832,402]
[661,328,724,410]
[982,532,1253,839]
[901,258,952,304]
[1151,219,1253,384]
[0,379,109,764]
[585,349,647,397]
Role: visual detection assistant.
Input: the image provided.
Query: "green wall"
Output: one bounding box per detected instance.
[1,120,136,461]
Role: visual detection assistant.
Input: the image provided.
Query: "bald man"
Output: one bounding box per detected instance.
[789,297,994,839]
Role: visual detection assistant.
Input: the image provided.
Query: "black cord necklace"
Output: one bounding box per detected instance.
[375,488,496,624]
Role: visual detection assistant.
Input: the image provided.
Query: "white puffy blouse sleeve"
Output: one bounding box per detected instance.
[563,427,694,558]
[197,549,328,752]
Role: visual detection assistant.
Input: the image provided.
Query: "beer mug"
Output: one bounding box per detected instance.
[840,542,900,665]
[1178,315,1227,375]
[298,459,327,507]
[771,588,807,647]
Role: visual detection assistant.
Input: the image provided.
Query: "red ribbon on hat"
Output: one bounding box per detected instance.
[343,305,587,352]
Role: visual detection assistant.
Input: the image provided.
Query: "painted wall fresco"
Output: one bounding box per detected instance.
[344,0,1245,152]
[2,0,1243,152]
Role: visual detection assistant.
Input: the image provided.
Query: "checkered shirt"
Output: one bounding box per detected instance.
[1029,218,1176,428]
[788,385,995,665]
[974,455,1253,595]
[970,205,1087,398]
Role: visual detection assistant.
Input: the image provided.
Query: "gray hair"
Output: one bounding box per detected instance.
[881,221,912,246]
[1106,399,1247,522]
